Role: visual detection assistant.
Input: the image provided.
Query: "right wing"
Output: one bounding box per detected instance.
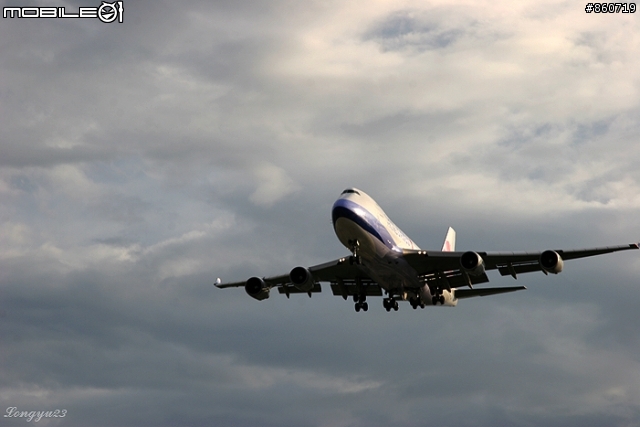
[214,256,366,288]
[215,256,381,299]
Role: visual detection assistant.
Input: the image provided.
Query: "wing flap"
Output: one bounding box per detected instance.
[497,262,540,277]
[330,283,383,297]
[403,250,464,274]
[278,283,322,295]
[309,257,362,282]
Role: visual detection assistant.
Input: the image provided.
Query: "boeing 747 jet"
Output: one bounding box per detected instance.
[215,188,638,312]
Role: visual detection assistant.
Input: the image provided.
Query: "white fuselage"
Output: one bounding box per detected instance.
[331,188,456,305]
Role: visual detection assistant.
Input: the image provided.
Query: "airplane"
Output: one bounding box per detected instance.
[215,188,639,312]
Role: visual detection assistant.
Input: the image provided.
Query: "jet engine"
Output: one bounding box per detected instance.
[289,266,315,292]
[460,251,485,276]
[540,250,564,274]
[245,277,270,301]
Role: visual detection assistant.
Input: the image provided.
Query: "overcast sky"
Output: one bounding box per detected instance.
[2,1,640,426]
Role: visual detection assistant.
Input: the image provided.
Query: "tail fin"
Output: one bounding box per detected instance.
[441,227,456,252]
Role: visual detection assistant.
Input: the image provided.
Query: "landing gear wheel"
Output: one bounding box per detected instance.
[393,300,399,311]
[362,302,368,311]
[432,296,438,305]
[439,295,445,305]
[355,302,361,312]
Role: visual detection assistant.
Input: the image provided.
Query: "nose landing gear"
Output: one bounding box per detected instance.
[348,239,361,265]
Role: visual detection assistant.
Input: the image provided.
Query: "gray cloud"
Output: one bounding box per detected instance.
[363,9,471,52]
[1,1,640,426]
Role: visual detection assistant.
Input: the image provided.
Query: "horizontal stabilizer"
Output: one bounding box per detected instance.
[454,286,526,299]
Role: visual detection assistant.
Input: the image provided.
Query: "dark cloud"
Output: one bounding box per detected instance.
[364,10,467,52]
[1,1,640,426]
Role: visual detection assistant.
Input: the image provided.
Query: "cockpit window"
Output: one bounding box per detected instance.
[341,189,360,195]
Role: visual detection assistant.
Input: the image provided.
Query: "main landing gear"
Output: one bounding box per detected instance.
[383,298,398,312]
[431,294,445,305]
[409,297,425,310]
[354,294,368,312]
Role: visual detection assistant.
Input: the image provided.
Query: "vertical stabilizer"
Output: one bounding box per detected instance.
[442,227,456,252]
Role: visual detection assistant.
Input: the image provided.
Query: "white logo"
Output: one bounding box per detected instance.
[98,1,121,23]
[3,1,123,23]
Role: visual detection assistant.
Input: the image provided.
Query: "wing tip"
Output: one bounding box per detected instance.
[214,278,222,288]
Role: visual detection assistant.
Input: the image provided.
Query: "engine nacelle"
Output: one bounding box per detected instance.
[245,277,270,301]
[289,266,315,292]
[540,250,564,274]
[460,251,486,276]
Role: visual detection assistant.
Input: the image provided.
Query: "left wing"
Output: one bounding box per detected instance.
[403,243,639,283]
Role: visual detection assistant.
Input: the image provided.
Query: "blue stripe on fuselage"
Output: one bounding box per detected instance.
[331,199,396,250]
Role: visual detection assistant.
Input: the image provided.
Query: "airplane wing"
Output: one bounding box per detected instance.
[215,256,385,299]
[214,275,289,289]
[214,256,365,287]
[403,243,639,280]
[215,243,638,301]
[214,257,364,288]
